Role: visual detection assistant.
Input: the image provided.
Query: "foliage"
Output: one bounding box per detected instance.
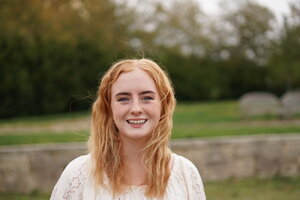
[0,0,129,117]
[268,1,300,93]
[1,0,300,117]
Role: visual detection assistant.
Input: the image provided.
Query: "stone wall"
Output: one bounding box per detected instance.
[0,134,299,193]
[171,134,300,181]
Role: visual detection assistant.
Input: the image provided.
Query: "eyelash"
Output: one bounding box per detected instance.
[117,96,154,102]
[142,96,154,101]
[117,98,129,102]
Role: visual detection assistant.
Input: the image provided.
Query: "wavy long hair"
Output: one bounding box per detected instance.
[88,58,176,198]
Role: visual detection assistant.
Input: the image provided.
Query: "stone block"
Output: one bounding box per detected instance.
[280,142,300,176]
[200,146,235,181]
[233,158,256,178]
[256,144,284,177]
[0,153,35,193]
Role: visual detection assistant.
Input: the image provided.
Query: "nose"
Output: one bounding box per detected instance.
[130,100,142,115]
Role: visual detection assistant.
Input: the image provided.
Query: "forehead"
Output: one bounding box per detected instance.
[111,68,158,94]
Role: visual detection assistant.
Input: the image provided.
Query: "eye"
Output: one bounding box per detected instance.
[142,96,154,101]
[117,97,129,102]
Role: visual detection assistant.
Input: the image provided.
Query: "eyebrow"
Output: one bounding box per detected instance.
[140,90,156,95]
[115,90,156,97]
[115,92,130,97]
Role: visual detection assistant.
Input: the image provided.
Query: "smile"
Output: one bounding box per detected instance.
[126,119,147,125]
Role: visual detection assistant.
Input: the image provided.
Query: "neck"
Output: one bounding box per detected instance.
[120,137,148,185]
[121,136,147,163]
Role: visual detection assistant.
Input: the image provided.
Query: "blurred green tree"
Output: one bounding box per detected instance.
[0,0,130,117]
[0,0,298,117]
[268,1,300,92]
[216,0,275,97]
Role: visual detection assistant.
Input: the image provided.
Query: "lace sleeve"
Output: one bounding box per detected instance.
[50,155,88,200]
[179,156,206,200]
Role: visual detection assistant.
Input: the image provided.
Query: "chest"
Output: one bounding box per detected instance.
[82,175,189,200]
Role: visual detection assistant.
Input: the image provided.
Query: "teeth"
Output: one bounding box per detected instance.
[128,120,146,124]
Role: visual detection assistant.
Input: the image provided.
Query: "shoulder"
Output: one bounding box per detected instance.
[172,153,198,171]
[50,154,90,200]
[59,154,90,181]
[171,153,206,199]
[64,154,90,174]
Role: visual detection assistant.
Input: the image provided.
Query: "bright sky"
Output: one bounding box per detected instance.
[197,0,293,20]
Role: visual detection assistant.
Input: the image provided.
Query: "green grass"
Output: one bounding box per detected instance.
[0,132,89,146]
[205,176,300,200]
[0,190,50,200]
[174,101,240,123]
[171,101,300,138]
[0,176,299,200]
[172,121,300,138]
[0,101,299,145]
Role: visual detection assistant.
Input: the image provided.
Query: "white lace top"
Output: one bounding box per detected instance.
[50,153,206,200]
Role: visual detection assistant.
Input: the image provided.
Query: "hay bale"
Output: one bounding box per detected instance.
[239,92,282,118]
[281,90,300,118]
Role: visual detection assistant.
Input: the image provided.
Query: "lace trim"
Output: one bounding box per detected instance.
[62,161,87,200]
[189,165,202,194]
[176,155,203,194]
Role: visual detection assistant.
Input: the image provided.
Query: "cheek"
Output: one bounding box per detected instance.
[111,103,119,120]
[152,102,162,120]
[111,103,126,120]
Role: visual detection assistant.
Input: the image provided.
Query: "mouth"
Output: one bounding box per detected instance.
[126,119,147,125]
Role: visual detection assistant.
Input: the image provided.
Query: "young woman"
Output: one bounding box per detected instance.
[50,58,206,200]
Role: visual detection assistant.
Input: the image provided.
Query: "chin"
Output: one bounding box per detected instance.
[121,131,150,140]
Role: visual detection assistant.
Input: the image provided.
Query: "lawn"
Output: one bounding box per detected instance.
[0,176,299,200]
[0,101,300,145]
[205,176,300,200]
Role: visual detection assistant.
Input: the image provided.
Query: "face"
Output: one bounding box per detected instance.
[111,68,162,142]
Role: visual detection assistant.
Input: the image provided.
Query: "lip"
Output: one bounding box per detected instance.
[126,119,147,128]
[127,118,147,120]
